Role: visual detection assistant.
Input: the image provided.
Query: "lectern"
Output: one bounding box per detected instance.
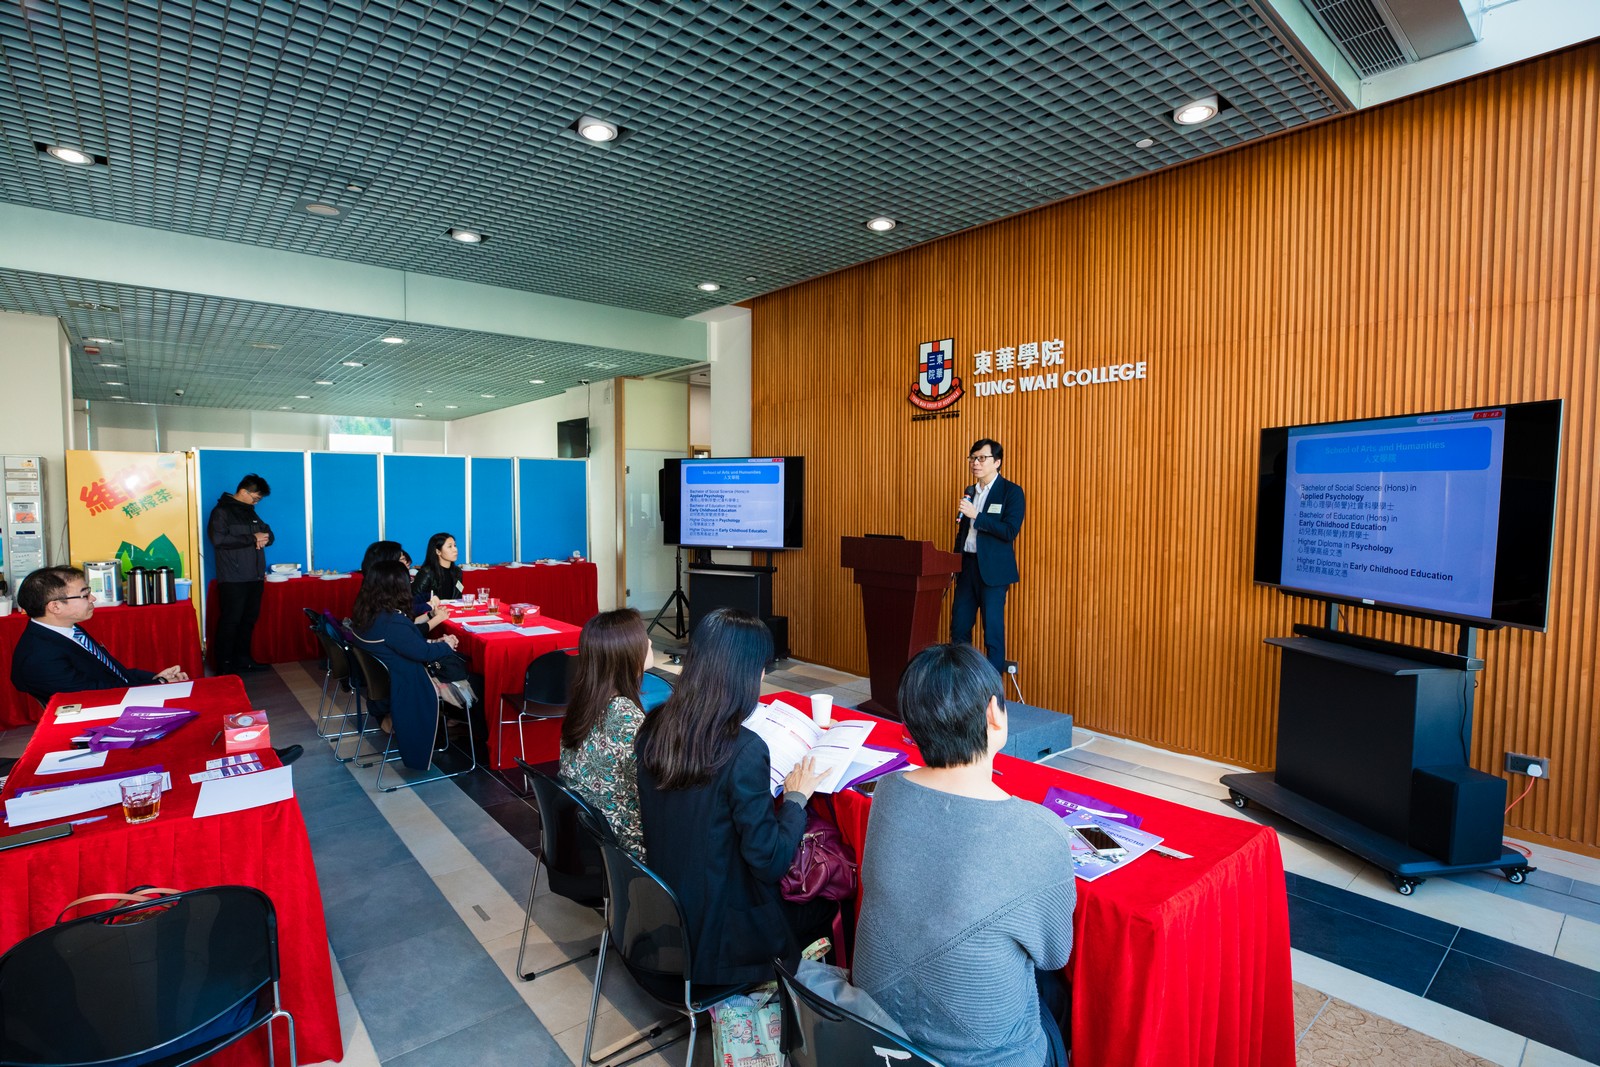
[841,536,962,719]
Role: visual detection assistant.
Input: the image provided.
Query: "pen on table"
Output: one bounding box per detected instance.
[211,730,223,747]
[58,749,98,762]
[69,815,108,826]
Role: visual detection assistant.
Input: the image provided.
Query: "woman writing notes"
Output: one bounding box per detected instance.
[559,608,653,856]
[634,608,835,986]
[412,531,465,606]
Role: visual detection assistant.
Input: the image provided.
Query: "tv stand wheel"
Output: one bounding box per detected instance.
[1506,867,1531,885]
[1229,790,1249,810]
[1389,875,1422,896]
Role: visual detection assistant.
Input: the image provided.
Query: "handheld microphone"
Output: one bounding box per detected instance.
[957,485,974,524]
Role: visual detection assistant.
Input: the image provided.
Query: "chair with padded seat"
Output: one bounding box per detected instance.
[346,642,477,792]
[577,812,765,1067]
[497,647,579,764]
[0,884,296,1067]
[774,957,946,1067]
[639,668,675,712]
[302,610,368,751]
[512,761,616,982]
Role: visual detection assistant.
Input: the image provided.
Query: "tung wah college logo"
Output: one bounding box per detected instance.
[908,337,963,419]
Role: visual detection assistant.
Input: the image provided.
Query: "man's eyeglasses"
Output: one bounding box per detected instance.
[53,591,95,603]
[969,454,996,463]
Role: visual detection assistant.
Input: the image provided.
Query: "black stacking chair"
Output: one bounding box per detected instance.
[577,812,764,1067]
[498,647,579,763]
[0,885,296,1067]
[512,762,616,981]
[775,957,945,1067]
[346,641,477,792]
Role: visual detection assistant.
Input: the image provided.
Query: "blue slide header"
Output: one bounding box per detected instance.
[1294,427,1491,474]
[685,464,781,484]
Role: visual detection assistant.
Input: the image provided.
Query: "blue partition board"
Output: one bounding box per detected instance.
[383,455,466,567]
[518,458,588,560]
[309,453,380,572]
[470,457,515,564]
[196,450,307,583]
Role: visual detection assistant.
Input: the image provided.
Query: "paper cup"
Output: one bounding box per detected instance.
[810,693,834,727]
[0,597,11,616]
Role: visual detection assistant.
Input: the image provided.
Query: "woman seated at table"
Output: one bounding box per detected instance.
[852,643,1076,1067]
[412,531,465,608]
[351,560,474,768]
[361,540,447,630]
[560,608,653,856]
[634,607,833,988]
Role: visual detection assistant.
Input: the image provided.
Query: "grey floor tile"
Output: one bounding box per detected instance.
[383,1003,565,1067]
[306,810,413,872]
[318,860,459,960]
[339,923,529,1060]
[1570,879,1600,906]
[1499,882,1600,925]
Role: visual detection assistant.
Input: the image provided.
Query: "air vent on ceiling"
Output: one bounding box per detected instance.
[1304,0,1411,75]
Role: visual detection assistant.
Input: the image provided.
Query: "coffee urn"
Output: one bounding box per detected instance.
[127,566,151,606]
[153,567,176,604]
[84,560,123,605]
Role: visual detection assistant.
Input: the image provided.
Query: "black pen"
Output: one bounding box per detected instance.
[58,749,98,761]
[210,731,223,746]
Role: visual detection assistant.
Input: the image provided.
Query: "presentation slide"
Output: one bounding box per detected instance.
[1280,411,1507,617]
[681,459,786,548]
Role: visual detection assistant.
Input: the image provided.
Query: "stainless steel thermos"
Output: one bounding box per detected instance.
[127,566,151,606]
[153,567,175,604]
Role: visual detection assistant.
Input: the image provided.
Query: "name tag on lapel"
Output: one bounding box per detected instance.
[987,504,1003,514]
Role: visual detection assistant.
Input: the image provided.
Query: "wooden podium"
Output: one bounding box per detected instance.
[841,536,962,719]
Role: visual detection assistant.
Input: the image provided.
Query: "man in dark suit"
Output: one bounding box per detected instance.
[10,566,187,705]
[952,438,1026,675]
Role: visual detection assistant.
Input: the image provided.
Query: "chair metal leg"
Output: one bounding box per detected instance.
[372,704,477,792]
[516,855,600,981]
[579,921,689,1067]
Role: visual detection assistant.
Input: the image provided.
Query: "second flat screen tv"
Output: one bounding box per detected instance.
[662,457,805,550]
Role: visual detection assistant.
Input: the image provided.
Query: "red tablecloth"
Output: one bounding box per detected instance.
[0,602,205,728]
[443,608,582,770]
[762,693,1295,1067]
[207,563,599,666]
[0,677,341,1066]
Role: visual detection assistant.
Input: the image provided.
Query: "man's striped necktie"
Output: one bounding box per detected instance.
[71,626,129,683]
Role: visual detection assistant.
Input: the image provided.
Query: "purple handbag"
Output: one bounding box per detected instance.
[780,797,858,904]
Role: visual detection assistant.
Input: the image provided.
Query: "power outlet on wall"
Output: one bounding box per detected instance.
[1504,752,1550,779]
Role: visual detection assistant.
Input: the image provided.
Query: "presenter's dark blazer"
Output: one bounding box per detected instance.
[635,727,809,987]
[953,475,1026,586]
[9,622,158,705]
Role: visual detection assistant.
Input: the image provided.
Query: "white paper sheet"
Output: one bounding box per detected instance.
[192,765,295,818]
[516,624,559,636]
[5,771,172,827]
[452,614,503,624]
[123,680,195,702]
[52,704,125,725]
[35,749,109,774]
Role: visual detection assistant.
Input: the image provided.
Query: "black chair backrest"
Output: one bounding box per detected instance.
[523,648,580,705]
[347,641,392,703]
[579,814,693,1005]
[516,761,617,907]
[302,606,326,632]
[0,885,279,1065]
[312,627,354,683]
[775,959,945,1067]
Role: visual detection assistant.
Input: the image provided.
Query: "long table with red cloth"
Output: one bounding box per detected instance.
[0,601,205,728]
[207,561,599,665]
[762,693,1295,1067]
[0,676,341,1065]
[442,606,582,770]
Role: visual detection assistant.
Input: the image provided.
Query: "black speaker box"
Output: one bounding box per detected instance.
[1409,765,1506,866]
[765,615,789,660]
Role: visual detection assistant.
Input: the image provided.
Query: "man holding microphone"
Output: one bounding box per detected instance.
[952,438,1025,675]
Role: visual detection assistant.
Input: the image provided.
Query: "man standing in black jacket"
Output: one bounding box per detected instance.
[207,474,274,674]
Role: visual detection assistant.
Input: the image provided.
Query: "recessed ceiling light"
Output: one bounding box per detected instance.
[345,182,364,193]
[1135,137,1156,149]
[529,379,545,384]
[83,337,117,345]
[104,381,124,386]
[1173,95,1219,126]
[295,395,311,400]
[480,394,496,399]
[575,116,619,143]
[584,361,617,369]
[302,202,341,217]
[314,379,334,385]
[43,144,95,166]
[110,394,125,399]
[696,282,721,292]
[250,342,282,350]
[447,227,486,244]
[341,361,365,368]
[278,405,292,410]
[418,414,428,418]
[67,300,119,313]
[866,216,897,232]
[414,403,424,408]
[97,362,120,368]
[445,405,459,409]
[380,336,406,344]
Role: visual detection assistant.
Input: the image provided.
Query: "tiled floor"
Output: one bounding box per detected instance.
[4,655,1597,1066]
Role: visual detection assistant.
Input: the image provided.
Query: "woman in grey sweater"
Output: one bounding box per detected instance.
[854,644,1076,1067]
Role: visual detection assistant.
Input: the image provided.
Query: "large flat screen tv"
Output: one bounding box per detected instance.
[1253,399,1563,630]
[662,457,805,550]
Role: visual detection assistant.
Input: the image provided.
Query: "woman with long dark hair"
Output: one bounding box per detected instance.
[360,540,446,629]
[635,607,832,987]
[411,531,464,607]
[351,560,465,768]
[560,608,652,855]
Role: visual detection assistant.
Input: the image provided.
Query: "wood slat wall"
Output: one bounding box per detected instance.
[750,46,1600,853]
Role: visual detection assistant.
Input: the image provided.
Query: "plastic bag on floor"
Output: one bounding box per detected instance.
[708,982,781,1067]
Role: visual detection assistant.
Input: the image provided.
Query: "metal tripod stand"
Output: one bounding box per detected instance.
[649,546,691,640]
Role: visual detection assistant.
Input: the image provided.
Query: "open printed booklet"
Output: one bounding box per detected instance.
[743,699,900,797]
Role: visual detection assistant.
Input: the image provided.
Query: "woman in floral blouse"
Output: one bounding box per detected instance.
[559,608,653,855]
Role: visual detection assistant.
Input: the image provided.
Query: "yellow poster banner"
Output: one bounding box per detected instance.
[65,451,195,579]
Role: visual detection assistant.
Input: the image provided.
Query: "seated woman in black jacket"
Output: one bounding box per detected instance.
[361,540,446,629]
[411,532,465,611]
[351,560,466,769]
[634,607,834,988]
